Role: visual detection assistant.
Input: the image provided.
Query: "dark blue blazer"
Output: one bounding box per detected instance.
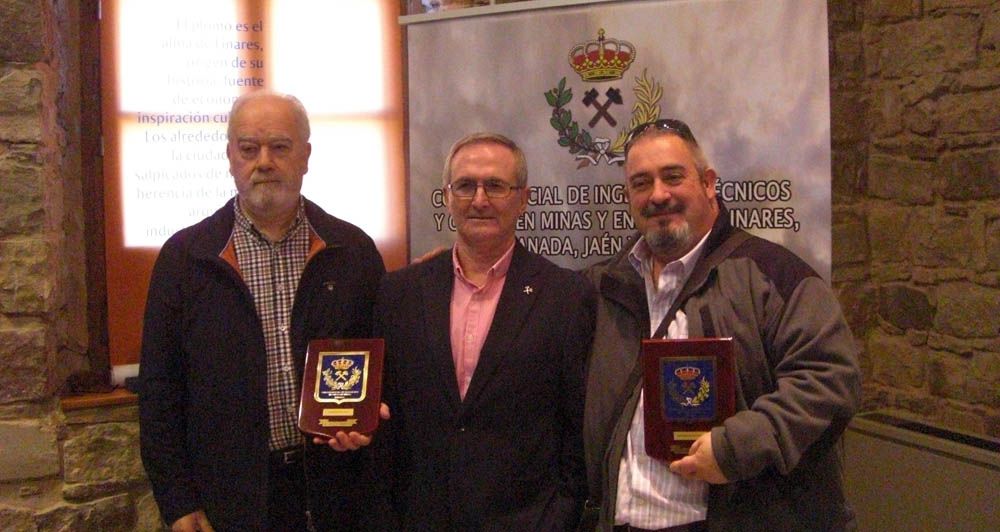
[375,243,595,531]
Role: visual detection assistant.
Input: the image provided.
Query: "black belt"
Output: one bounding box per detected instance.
[269,447,303,468]
[613,521,706,532]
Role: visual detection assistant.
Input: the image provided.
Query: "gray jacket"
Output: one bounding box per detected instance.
[583,200,861,531]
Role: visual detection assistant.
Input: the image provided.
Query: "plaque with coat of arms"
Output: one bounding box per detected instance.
[298,338,384,438]
[641,338,735,461]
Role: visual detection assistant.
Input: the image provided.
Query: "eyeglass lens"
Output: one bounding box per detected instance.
[449,179,515,198]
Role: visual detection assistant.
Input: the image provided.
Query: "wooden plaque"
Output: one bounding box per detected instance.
[298,338,384,438]
[641,338,735,461]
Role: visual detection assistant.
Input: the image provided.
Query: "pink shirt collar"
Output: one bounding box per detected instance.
[451,242,516,288]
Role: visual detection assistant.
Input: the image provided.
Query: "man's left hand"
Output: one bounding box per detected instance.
[669,432,729,484]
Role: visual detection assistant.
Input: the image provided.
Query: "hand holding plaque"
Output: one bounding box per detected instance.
[641,338,735,461]
[298,338,384,439]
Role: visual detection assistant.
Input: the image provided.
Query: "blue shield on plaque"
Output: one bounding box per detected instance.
[314,351,369,404]
[661,356,716,422]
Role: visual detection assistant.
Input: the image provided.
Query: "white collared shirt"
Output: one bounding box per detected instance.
[614,232,711,528]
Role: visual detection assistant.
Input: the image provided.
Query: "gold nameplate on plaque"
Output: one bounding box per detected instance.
[319,419,358,428]
[322,408,355,416]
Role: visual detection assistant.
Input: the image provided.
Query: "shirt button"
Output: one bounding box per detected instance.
[282,365,292,373]
[286,406,296,415]
[278,324,288,333]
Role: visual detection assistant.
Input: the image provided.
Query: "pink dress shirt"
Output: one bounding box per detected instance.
[449,243,514,400]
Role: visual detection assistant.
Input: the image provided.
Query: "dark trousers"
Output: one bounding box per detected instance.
[268,448,309,532]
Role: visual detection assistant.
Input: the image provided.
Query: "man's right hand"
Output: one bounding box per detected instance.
[172,510,214,532]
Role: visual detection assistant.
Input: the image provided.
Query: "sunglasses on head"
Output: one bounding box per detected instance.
[623,118,698,155]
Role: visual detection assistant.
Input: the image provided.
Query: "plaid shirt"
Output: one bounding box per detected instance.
[232,197,310,451]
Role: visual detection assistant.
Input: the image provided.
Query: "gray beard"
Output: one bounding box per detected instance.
[644,221,692,259]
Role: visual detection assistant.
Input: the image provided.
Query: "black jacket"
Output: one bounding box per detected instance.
[138,197,385,531]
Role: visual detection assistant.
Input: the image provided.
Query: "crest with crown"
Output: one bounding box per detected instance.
[568,28,636,82]
[331,357,354,371]
[674,366,702,381]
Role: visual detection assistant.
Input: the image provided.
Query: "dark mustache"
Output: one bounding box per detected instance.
[641,202,683,217]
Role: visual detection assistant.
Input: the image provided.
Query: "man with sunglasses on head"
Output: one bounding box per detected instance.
[374,132,595,530]
[581,119,861,531]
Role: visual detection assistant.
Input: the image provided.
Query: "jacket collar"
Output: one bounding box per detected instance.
[418,242,545,410]
[188,197,346,264]
[598,199,739,328]
[462,243,543,408]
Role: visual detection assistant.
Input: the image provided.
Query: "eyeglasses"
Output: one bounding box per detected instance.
[623,118,698,155]
[446,178,523,199]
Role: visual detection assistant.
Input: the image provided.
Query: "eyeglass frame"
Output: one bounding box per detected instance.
[445,178,524,199]
[623,118,699,156]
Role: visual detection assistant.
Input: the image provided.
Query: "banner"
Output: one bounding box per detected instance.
[406,0,832,278]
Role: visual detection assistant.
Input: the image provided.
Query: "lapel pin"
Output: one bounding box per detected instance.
[523,285,533,295]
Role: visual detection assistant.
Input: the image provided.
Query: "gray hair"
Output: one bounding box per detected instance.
[227,91,311,141]
[441,132,528,188]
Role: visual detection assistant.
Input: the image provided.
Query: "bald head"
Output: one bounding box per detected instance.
[227,91,311,143]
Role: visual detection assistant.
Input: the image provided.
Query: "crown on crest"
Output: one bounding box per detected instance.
[674,366,702,381]
[568,28,636,82]
[331,357,354,371]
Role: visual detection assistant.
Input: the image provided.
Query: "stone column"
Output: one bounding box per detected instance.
[1,0,64,500]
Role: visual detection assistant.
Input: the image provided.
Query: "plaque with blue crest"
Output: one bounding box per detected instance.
[641,338,735,461]
[298,338,384,438]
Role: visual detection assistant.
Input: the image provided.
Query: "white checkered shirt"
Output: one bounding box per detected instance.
[232,197,310,451]
[615,233,711,528]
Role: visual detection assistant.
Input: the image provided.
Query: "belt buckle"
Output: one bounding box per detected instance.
[282,449,300,464]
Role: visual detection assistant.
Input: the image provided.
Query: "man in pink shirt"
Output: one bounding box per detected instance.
[374,133,596,531]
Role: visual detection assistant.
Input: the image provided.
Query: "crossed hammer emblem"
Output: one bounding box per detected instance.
[583,87,623,127]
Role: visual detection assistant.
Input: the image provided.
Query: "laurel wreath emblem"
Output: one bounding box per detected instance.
[543,77,593,160]
[668,377,711,407]
[322,367,362,391]
[611,68,662,154]
[544,68,662,167]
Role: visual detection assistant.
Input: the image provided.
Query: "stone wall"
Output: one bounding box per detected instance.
[0,1,158,529]
[1,402,160,531]
[0,0,997,529]
[830,0,1000,437]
